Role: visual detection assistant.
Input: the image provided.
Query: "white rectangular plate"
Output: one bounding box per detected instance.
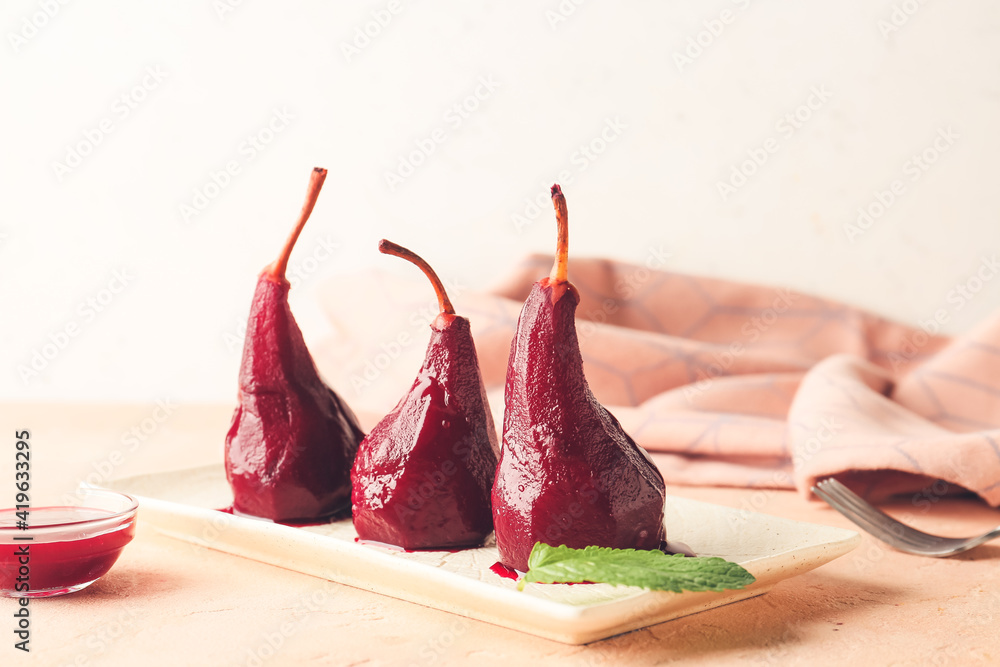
[107,465,859,644]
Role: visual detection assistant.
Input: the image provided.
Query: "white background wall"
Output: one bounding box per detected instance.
[2,0,998,404]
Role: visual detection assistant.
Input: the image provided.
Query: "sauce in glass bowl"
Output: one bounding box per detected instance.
[0,489,138,597]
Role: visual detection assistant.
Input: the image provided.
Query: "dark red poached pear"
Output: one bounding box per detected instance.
[491,185,666,571]
[351,240,498,549]
[225,167,365,522]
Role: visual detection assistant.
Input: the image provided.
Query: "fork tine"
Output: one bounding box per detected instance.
[820,481,949,550]
[814,481,912,538]
[949,527,1000,554]
[813,484,916,547]
[816,483,941,548]
[815,480,941,549]
[819,479,949,546]
[814,478,1000,557]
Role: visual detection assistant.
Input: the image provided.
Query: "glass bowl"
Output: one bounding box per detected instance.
[0,488,138,597]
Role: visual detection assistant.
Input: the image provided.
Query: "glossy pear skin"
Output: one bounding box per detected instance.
[226,276,364,521]
[352,315,499,549]
[492,279,666,571]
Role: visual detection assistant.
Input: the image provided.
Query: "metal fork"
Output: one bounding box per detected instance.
[812,478,1000,557]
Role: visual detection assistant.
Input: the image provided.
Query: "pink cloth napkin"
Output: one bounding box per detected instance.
[317,255,1000,506]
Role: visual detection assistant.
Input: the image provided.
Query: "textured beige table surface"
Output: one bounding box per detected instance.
[3,403,999,666]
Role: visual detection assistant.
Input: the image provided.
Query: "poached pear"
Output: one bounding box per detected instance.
[351,240,498,549]
[225,167,365,522]
[492,184,666,571]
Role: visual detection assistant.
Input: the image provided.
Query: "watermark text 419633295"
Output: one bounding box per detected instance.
[13,429,32,652]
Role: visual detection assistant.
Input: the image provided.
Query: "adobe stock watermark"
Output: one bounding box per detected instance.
[672,0,754,73]
[683,288,799,402]
[17,269,135,385]
[51,65,168,182]
[576,602,682,666]
[854,513,1000,658]
[850,477,955,575]
[191,508,236,552]
[510,116,628,232]
[348,276,466,394]
[223,236,342,353]
[726,415,842,529]
[751,620,809,667]
[339,0,411,63]
[62,605,141,666]
[59,400,177,506]
[716,85,833,202]
[403,619,469,667]
[243,582,339,666]
[377,439,482,529]
[576,245,673,343]
[887,254,999,371]
[877,0,928,39]
[545,0,589,31]
[383,75,501,192]
[179,107,294,223]
[213,0,247,20]
[843,126,958,243]
[7,0,72,53]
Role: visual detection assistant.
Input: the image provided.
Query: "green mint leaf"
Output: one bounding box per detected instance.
[517,542,755,593]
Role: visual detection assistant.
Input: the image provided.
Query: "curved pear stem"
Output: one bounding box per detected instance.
[378,240,456,316]
[549,184,569,284]
[265,167,328,282]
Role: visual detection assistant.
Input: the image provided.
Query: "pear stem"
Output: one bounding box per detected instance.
[549,184,569,283]
[266,167,328,282]
[379,240,455,316]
